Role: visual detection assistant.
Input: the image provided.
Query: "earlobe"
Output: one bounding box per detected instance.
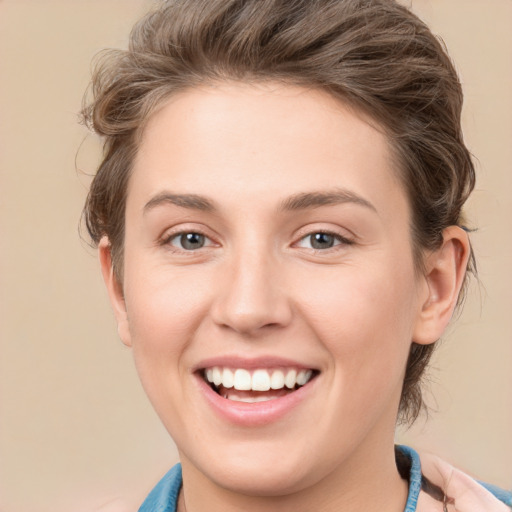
[413,226,471,345]
[99,237,132,347]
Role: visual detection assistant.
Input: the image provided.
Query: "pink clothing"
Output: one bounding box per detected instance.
[419,452,511,511]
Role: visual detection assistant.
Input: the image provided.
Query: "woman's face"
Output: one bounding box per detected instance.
[107,83,432,494]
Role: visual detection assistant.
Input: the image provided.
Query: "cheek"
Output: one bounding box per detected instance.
[121,263,217,425]
[295,262,419,381]
[123,260,213,368]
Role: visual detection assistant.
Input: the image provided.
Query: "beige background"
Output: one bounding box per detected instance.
[0,1,510,511]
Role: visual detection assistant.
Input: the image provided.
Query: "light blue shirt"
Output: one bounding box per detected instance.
[138,446,512,511]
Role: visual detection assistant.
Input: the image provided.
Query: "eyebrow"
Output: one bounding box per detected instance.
[279,189,377,213]
[143,188,377,215]
[144,192,216,213]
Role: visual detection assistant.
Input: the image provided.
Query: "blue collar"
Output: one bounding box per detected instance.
[138,448,423,512]
[138,445,511,511]
[398,445,423,512]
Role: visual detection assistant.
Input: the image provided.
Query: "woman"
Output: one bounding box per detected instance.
[81,0,511,510]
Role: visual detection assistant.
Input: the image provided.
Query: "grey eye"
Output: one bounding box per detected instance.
[296,231,352,251]
[309,232,336,249]
[172,232,206,250]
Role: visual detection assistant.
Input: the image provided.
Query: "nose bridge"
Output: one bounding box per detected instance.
[211,236,291,334]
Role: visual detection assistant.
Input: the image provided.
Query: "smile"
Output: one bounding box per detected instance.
[203,367,317,403]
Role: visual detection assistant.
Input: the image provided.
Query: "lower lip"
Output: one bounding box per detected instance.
[195,373,318,427]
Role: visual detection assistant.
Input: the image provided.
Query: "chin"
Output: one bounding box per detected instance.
[180,435,336,498]
[208,460,316,497]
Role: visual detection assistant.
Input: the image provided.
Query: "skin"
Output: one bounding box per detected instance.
[100,82,469,512]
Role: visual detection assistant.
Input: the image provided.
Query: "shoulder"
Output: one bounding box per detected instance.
[398,445,512,511]
[138,464,182,512]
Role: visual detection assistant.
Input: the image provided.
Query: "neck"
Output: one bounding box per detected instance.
[179,440,408,512]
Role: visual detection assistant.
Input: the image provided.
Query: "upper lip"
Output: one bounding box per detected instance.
[192,355,319,373]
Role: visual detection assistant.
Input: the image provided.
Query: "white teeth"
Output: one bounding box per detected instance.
[297,369,312,386]
[212,367,222,386]
[252,369,271,391]
[222,368,234,389]
[228,395,274,403]
[270,370,285,389]
[233,369,252,390]
[285,369,297,389]
[204,366,314,391]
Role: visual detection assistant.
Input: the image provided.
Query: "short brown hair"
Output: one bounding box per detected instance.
[82,0,475,424]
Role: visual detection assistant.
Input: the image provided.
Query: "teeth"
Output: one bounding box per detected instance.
[233,369,252,390]
[270,370,285,389]
[212,367,222,386]
[228,394,275,403]
[252,369,271,391]
[222,368,234,388]
[204,366,314,391]
[284,369,297,389]
[297,369,312,386]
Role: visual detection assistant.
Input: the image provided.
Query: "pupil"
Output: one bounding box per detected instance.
[181,233,204,250]
[311,233,334,249]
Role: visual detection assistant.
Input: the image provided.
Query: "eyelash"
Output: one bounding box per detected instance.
[161,230,216,252]
[294,231,354,252]
[160,229,354,254]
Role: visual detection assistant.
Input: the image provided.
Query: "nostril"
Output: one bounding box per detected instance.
[212,305,293,335]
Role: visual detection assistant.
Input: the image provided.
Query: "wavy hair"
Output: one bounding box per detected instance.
[82,0,475,424]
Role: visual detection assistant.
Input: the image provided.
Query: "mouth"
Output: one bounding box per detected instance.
[201,366,319,403]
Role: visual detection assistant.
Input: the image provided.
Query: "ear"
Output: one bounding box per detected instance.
[99,237,132,347]
[413,226,471,345]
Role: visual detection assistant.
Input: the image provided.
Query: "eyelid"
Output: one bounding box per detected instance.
[295,231,353,250]
[292,225,356,247]
[168,232,215,249]
[157,224,355,253]
[159,224,219,250]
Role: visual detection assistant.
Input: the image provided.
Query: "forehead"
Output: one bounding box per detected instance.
[129,82,406,222]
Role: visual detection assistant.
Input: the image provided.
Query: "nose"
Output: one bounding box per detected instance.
[210,250,293,336]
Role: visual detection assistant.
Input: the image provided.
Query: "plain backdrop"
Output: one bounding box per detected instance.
[0,1,511,511]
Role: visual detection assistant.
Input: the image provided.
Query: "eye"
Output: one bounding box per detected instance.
[296,231,351,250]
[168,232,212,251]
